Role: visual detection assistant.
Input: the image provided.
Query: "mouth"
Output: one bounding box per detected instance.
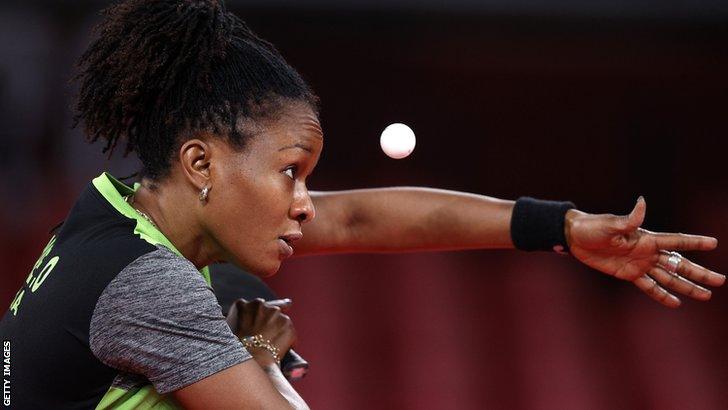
[278,232,303,258]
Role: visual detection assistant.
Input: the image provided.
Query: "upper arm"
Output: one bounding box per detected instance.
[295,191,353,255]
[172,360,291,410]
[90,247,268,398]
[298,189,402,255]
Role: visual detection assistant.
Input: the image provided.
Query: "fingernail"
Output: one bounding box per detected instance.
[638,196,644,203]
[266,298,292,307]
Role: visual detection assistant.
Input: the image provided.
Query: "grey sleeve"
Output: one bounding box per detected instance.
[89,246,252,394]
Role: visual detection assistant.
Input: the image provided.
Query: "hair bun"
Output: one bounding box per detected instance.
[75,0,316,179]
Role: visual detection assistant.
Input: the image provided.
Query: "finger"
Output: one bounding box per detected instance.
[652,232,718,251]
[657,252,726,287]
[225,301,242,332]
[234,298,249,307]
[649,266,712,301]
[275,313,292,324]
[232,299,256,333]
[615,197,646,233]
[266,298,293,311]
[249,298,268,319]
[243,297,265,309]
[633,275,681,308]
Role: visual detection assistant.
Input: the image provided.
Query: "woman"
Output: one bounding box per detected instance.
[0,1,723,409]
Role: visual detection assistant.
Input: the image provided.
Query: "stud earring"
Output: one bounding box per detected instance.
[199,186,211,203]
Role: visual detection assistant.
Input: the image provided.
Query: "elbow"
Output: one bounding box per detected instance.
[342,206,369,232]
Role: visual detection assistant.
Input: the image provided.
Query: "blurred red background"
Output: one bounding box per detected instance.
[2,2,727,409]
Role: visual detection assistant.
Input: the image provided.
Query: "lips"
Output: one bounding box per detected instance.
[278,238,294,258]
[278,232,302,258]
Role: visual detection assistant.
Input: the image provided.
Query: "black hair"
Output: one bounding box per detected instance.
[74,0,318,179]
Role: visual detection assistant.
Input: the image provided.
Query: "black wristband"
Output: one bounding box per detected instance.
[510,197,576,252]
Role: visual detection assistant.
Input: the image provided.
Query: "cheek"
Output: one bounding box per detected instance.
[224,175,289,223]
[210,174,290,248]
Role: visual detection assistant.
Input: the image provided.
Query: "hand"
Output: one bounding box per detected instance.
[565,197,725,308]
[226,298,297,365]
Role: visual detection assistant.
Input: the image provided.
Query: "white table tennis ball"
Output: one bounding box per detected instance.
[380,123,416,159]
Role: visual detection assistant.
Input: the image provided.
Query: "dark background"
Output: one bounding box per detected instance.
[1,1,727,408]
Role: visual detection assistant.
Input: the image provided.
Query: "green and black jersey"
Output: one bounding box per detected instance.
[0,173,251,409]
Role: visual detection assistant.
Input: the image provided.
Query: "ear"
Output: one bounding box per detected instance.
[179,138,211,191]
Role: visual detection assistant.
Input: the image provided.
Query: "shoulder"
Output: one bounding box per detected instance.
[89,246,251,394]
[112,245,206,286]
[91,246,213,329]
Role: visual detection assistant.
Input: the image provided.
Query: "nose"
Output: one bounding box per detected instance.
[291,183,315,223]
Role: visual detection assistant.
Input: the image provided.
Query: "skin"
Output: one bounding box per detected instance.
[132,101,323,275]
[128,100,723,407]
[297,192,723,308]
[171,298,305,410]
[226,299,306,407]
[132,101,321,409]
[565,201,723,308]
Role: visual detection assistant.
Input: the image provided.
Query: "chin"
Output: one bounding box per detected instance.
[224,253,280,278]
[257,267,280,278]
[253,260,282,278]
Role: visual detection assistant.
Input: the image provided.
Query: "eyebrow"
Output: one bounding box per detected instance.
[278,143,312,153]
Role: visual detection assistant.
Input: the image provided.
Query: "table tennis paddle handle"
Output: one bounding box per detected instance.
[281,349,309,382]
[265,299,309,382]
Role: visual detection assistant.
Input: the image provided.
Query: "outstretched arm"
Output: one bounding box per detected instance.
[296,188,515,255]
[296,189,724,307]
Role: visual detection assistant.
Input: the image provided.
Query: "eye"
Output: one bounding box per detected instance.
[283,166,297,179]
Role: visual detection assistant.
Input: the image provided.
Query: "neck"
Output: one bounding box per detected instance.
[132,178,217,269]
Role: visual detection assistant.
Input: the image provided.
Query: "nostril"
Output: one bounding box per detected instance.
[292,199,314,223]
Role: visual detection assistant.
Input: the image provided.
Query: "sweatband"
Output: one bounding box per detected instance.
[510,197,576,252]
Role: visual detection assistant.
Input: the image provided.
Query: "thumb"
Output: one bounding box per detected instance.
[266,298,293,312]
[616,196,646,233]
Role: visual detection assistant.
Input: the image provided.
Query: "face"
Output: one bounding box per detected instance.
[204,102,323,276]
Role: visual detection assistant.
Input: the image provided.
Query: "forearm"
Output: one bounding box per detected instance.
[254,354,309,410]
[225,302,307,409]
[296,188,515,255]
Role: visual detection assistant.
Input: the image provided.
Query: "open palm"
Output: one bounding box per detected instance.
[567,198,724,307]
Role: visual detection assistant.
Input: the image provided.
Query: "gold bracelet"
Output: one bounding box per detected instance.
[240,334,281,364]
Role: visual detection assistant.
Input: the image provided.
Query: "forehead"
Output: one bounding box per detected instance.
[253,102,323,150]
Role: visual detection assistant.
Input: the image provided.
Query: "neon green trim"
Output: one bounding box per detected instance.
[95,386,180,410]
[92,173,211,286]
[92,173,181,257]
[200,266,211,285]
[92,173,212,409]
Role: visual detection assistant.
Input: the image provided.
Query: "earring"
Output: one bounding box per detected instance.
[199,186,211,203]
